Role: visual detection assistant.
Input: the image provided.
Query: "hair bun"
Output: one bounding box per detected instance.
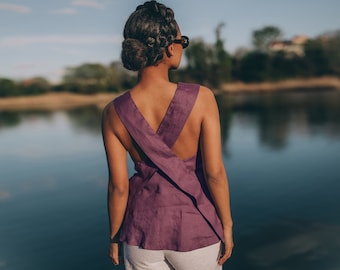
[122,1,178,71]
[121,38,147,71]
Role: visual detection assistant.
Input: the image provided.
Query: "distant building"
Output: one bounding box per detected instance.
[269,35,308,57]
[316,30,340,45]
[20,79,36,86]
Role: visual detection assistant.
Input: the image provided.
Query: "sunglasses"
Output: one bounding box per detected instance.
[173,35,189,49]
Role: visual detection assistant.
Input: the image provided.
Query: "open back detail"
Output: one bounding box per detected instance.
[113,82,223,251]
[128,82,194,149]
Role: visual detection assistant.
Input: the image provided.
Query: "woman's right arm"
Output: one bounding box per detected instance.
[198,87,234,265]
[101,103,129,265]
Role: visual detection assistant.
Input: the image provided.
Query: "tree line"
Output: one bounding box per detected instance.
[1,25,339,97]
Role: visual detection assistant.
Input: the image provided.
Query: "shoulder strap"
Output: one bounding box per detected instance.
[157,82,200,148]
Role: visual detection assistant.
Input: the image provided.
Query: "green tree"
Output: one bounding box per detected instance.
[253,26,283,52]
[183,23,232,88]
[0,78,19,97]
[62,62,135,93]
[185,38,213,85]
[20,77,51,96]
[304,39,331,76]
[63,63,109,94]
[239,51,270,82]
[211,23,232,87]
[108,61,137,92]
[64,63,108,84]
[321,30,340,74]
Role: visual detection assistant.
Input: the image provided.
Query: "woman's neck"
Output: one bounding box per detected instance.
[137,63,170,87]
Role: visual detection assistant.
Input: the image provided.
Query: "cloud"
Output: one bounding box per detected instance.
[52,8,77,15]
[71,0,104,9]
[14,62,50,70]
[0,3,31,13]
[0,35,122,48]
[52,47,85,55]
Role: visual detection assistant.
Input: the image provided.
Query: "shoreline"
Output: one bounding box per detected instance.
[1,76,339,111]
[219,76,340,93]
[0,92,118,111]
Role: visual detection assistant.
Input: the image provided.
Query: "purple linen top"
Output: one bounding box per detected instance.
[113,82,223,251]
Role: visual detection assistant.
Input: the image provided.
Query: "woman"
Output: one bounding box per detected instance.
[102,1,233,269]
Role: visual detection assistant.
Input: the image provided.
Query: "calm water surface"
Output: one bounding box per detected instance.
[0,90,340,270]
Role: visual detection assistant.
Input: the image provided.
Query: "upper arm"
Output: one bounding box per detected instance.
[101,103,129,190]
[199,87,225,177]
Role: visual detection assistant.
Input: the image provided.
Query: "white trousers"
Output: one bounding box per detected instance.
[123,242,222,270]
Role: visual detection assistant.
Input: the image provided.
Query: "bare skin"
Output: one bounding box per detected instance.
[102,29,233,267]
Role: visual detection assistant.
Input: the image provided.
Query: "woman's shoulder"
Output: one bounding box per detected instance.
[103,90,130,113]
[102,91,132,133]
[198,84,214,96]
[177,82,214,100]
[102,91,127,122]
[194,84,216,109]
[176,82,216,117]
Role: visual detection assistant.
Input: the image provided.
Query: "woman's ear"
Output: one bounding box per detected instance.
[166,44,175,57]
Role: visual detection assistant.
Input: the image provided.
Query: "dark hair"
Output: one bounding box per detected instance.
[121,1,178,71]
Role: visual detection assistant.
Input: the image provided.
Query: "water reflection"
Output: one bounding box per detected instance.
[0,110,53,130]
[65,106,102,135]
[216,89,340,150]
[0,111,21,129]
[1,90,340,147]
[0,106,102,135]
[215,94,233,155]
[230,220,340,270]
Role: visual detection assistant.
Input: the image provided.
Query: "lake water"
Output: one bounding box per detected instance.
[0,89,340,270]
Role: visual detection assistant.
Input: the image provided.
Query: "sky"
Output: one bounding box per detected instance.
[0,0,339,83]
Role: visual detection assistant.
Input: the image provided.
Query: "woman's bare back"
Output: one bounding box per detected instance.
[111,82,207,163]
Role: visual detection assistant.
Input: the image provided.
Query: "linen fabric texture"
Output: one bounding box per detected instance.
[113,82,224,251]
